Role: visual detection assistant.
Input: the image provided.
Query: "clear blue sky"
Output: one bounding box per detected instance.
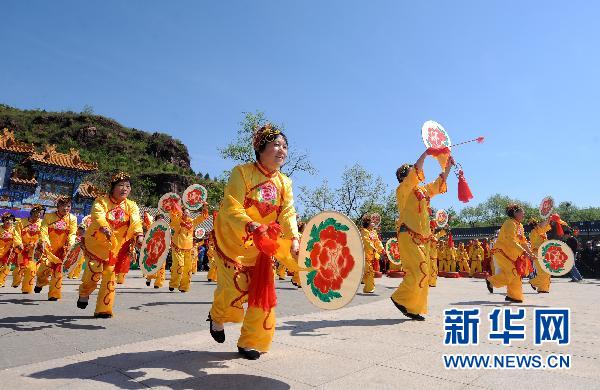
[2,1,599,213]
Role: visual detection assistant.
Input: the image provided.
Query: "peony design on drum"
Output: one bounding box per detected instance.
[539,196,554,218]
[304,218,355,303]
[541,242,568,273]
[141,224,168,273]
[183,184,208,211]
[385,238,402,265]
[62,243,82,274]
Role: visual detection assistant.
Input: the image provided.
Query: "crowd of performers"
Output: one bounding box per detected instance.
[0,124,583,361]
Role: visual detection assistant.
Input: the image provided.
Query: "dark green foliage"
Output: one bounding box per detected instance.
[0,104,198,206]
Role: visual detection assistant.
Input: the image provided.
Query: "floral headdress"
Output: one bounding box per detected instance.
[110,172,131,187]
[252,123,282,151]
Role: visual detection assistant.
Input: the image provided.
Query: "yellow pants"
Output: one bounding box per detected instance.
[13,262,36,293]
[36,260,62,299]
[391,232,430,315]
[276,263,287,280]
[210,254,276,352]
[207,258,218,281]
[68,257,85,279]
[449,260,456,272]
[459,260,471,273]
[429,257,438,287]
[79,259,116,316]
[530,258,551,292]
[291,271,300,286]
[116,273,126,284]
[146,262,166,287]
[191,256,198,274]
[0,263,10,287]
[470,260,482,275]
[363,259,375,293]
[170,248,193,292]
[488,253,523,301]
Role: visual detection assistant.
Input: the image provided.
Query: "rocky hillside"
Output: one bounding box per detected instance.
[0,104,199,206]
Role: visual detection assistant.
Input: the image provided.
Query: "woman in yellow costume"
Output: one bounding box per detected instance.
[390,149,453,321]
[11,205,44,293]
[206,234,218,282]
[457,242,471,274]
[528,218,551,293]
[35,196,77,301]
[0,213,17,288]
[428,222,445,287]
[447,242,458,272]
[77,172,143,318]
[208,123,299,360]
[361,214,384,294]
[67,224,87,279]
[168,204,209,292]
[469,240,484,276]
[485,204,535,303]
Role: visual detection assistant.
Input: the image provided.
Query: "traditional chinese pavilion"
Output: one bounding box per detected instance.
[0,128,102,216]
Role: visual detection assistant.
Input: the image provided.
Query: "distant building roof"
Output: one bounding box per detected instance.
[77,182,104,199]
[27,145,98,172]
[9,176,37,186]
[0,128,35,154]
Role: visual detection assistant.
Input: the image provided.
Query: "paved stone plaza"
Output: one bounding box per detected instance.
[1,271,598,389]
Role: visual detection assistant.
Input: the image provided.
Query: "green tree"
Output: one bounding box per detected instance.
[219,111,316,177]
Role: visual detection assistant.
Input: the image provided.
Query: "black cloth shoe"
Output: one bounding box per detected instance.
[530,283,537,291]
[169,287,174,291]
[76,298,88,309]
[505,296,523,303]
[207,314,225,343]
[407,313,426,321]
[390,298,408,315]
[485,279,493,294]
[238,347,261,360]
[34,286,42,293]
[154,286,159,289]
[48,297,58,301]
[146,280,151,286]
[94,313,113,319]
[538,290,549,294]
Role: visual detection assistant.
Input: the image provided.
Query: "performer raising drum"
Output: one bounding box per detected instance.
[391,148,454,321]
[207,123,299,360]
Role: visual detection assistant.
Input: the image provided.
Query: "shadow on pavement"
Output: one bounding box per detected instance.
[0,315,105,332]
[129,301,212,310]
[278,318,407,336]
[29,350,291,389]
[0,297,42,306]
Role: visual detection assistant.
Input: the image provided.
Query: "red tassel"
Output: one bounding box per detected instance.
[426,146,451,156]
[550,214,565,237]
[247,223,280,312]
[476,136,485,144]
[457,170,474,203]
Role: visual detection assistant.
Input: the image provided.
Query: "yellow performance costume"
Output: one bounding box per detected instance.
[168,208,208,292]
[458,243,471,273]
[78,195,143,316]
[361,227,384,293]
[0,224,16,288]
[206,238,218,282]
[209,162,299,352]
[529,223,552,293]
[447,244,457,272]
[36,211,77,300]
[487,218,529,302]
[428,230,445,287]
[391,166,447,315]
[12,218,42,293]
[470,241,484,275]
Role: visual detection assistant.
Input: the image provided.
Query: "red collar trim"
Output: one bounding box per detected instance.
[255,162,278,178]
